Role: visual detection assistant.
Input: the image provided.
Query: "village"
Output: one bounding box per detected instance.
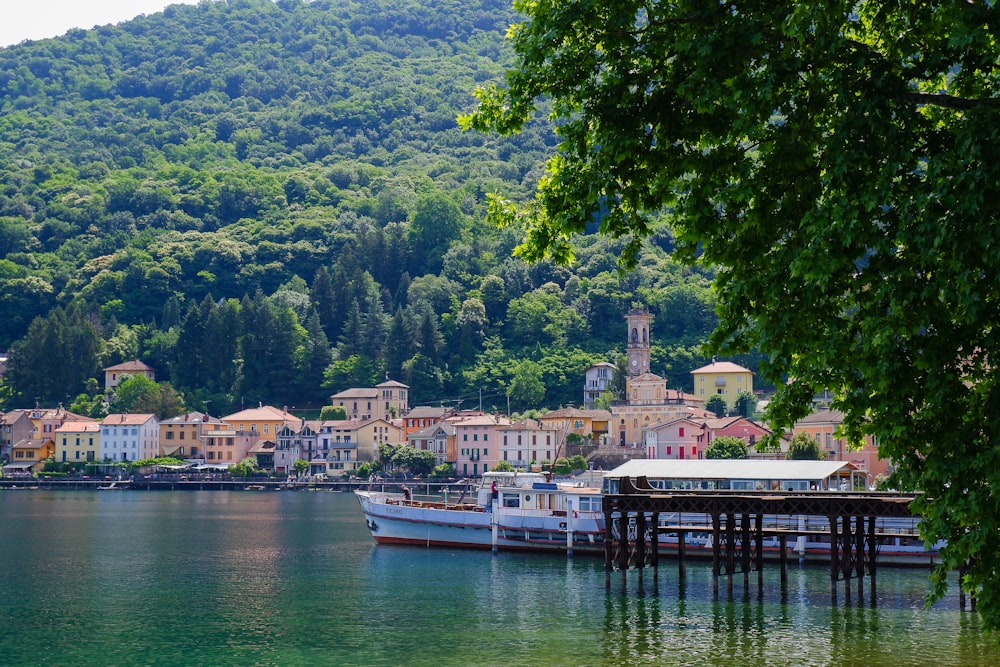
[0,309,888,484]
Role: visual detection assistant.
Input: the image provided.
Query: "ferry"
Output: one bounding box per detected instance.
[355,471,606,553]
[355,461,943,565]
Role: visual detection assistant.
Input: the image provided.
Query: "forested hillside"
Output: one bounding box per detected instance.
[0,0,728,416]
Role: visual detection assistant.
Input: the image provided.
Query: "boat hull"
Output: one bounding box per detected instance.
[356,491,605,554]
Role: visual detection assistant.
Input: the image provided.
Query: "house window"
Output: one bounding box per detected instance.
[678,427,685,437]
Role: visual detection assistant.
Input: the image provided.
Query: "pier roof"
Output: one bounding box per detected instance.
[605,459,860,482]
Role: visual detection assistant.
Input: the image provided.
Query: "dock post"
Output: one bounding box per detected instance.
[604,509,614,590]
[867,515,877,605]
[742,512,751,593]
[677,529,686,580]
[636,512,646,583]
[726,512,736,596]
[491,497,498,555]
[755,513,764,589]
[829,515,839,601]
[651,511,659,585]
[566,498,574,558]
[712,512,721,597]
[779,534,788,587]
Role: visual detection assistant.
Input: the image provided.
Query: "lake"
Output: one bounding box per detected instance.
[0,489,995,666]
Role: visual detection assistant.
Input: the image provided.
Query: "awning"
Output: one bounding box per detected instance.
[193,464,231,470]
[3,461,36,471]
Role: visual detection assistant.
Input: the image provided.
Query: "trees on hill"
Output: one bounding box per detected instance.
[465,1,1000,627]
[0,0,729,424]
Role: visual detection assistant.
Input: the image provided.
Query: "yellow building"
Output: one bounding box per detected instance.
[220,405,302,441]
[320,417,402,469]
[537,408,612,444]
[159,412,223,459]
[54,421,100,464]
[690,360,754,411]
[330,380,410,421]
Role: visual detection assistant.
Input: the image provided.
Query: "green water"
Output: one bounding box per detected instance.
[0,490,995,666]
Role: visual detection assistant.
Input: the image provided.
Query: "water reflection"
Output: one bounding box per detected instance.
[1,490,997,667]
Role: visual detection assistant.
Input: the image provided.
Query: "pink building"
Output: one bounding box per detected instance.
[643,417,704,459]
[450,413,511,477]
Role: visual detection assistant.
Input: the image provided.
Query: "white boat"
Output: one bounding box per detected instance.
[355,471,606,554]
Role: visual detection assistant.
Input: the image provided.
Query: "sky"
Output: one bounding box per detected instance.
[1,1,200,47]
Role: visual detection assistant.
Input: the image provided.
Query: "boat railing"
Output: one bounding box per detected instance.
[650,513,922,538]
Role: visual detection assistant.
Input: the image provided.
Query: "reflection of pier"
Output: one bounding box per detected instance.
[603,476,918,604]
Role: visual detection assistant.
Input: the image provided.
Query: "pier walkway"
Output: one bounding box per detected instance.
[603,476,920,603]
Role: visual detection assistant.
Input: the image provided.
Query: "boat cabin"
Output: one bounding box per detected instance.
[476,471,602,514]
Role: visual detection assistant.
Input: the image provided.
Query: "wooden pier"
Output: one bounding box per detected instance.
[602,476,918,603]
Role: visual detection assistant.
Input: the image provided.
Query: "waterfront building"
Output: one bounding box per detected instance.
[220,405,302,441]
[697,416,772,451]
[158,412,222,460]
[9,437,54,472]
[274,422,311,476]
[54,421,100,464]
[100,413,158,462]
[537,407,612,445]
[406,422,455,467]
[0,410,34,464]
[449,413,510,477]
[793,408,890,479]
[642,415,772,459]
[103,359,156,390]
[582,361,616,409]
[330,379,409,421]
[642,417,704,460]
[3,407,93,473]
[402,405,452,438]
[318,417,402,472]
[690,359,754,411]
[496,419,562,471]
[202,426,259,466]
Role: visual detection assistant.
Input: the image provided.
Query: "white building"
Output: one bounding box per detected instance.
[100,413,159,462]
[583,361,616,409]
[497,420,561,471]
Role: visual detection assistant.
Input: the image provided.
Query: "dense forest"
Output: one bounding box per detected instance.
[0,0,736,416]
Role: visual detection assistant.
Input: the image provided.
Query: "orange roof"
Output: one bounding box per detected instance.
[223,405,301,424]
[690,361,753,375]
[102,413,157,425]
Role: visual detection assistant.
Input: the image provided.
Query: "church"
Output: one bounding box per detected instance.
[608,308,707,447]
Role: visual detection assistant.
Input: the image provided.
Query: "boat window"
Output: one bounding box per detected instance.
[502,494,520,508]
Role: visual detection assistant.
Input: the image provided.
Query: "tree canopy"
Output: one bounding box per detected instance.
[465,2,1000,627]
[785,433,825,462]
[704,436,748,461]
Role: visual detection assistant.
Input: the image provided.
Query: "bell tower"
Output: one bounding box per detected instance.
[625,307,651,377]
